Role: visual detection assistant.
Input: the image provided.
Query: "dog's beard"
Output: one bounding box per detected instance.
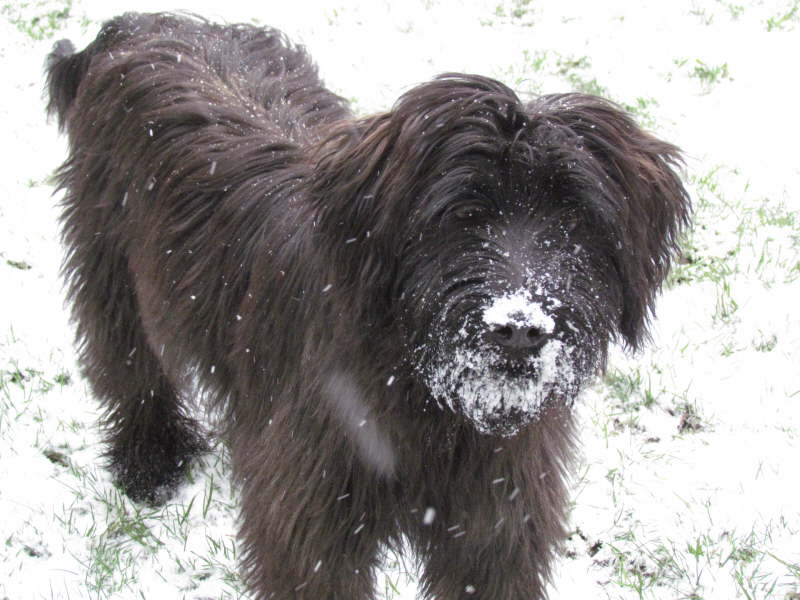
[429,339,578,437]
[421,291,585,437]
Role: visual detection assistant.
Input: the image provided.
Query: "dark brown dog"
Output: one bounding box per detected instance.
[46,12,689,599]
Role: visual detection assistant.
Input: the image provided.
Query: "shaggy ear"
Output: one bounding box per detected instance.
[310,74,525,243]
[528,94,690,349]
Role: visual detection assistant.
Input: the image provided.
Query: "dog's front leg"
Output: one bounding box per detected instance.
[228,402,394,599]
[416,506,555,599]
[407,426,572,600]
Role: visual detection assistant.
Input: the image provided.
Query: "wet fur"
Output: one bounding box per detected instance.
[46,12,689,599]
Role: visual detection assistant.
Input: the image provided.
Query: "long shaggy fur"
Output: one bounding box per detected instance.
[46,12,689,600]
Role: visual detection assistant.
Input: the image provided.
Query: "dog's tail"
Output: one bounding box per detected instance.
[45,38,90,132]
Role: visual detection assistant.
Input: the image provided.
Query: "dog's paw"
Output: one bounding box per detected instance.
[108,430,209,505]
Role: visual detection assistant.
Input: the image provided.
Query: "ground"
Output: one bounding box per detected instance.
[0,0,798,598]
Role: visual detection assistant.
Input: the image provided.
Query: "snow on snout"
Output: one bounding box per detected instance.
[419,289,579,437]
[482,290,555,333]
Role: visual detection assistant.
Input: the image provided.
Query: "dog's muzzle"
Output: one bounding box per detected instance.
[423,290,579,437]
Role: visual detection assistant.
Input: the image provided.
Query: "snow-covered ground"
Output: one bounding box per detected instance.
[1,1,798,598]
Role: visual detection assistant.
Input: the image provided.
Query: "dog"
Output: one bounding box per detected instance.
[46,12,689,599]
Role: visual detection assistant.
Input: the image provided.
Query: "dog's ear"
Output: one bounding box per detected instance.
[529,94,690,349]
[311,74,524,243]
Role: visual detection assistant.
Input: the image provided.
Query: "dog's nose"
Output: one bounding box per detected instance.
[486,323,550,353]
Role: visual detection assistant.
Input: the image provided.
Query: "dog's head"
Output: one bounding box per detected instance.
[312,74,689,437]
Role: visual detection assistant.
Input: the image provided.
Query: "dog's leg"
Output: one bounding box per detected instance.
[229,415,391,600]
[408,435,570,599]
[417,516,553,599]
[66,240,206,505]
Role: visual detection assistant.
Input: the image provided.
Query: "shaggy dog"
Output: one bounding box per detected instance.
[46,13,689,600]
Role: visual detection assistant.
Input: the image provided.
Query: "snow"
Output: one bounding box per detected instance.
[426,289,579,437]
[424,327,576,437]
[323,370,397,476]
[1,0,798,599]
[482,289,556,334]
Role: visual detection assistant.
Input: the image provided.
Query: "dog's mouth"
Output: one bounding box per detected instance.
[459,402,537,438]
[485,357,538,378]
[422,337,580,437]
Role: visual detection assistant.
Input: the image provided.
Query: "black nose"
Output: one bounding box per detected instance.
[486,323,550,353]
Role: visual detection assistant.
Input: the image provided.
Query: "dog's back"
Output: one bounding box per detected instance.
[46,12,350,144]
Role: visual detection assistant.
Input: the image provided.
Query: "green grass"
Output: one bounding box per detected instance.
[1,0,72,40]
[602,366,659,435]
[1,364,67,396]
[482,0,537,26]
[554,55,609,97]
[669,58,733,94]
[690,60,732,87]
[766,0,800,30]
[6,259,32,270]
[605,366,659,411]
[494,0,534,21]
[690,5,717,25]
[596,524,797,600]
[689,2,748,24]
[669,163,800,290]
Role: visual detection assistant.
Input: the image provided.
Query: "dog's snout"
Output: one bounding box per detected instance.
[486,323,550,353]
